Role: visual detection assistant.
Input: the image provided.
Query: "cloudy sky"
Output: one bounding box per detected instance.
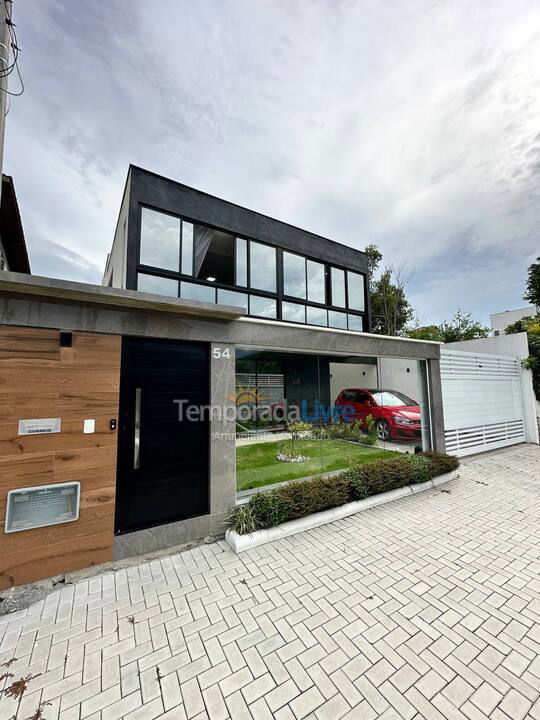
[5,0,540,325]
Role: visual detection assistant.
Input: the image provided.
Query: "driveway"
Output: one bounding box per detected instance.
[1,445,539,720]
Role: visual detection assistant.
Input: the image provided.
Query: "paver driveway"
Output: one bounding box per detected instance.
[1,445,539,720]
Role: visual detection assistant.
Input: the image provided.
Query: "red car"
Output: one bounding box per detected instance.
[334,388,421,442]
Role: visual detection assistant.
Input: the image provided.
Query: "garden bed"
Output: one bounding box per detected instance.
[227,451,459,552]
[236,438,399,491]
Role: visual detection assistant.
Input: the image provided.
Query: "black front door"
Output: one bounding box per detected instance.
[116,337,209,534]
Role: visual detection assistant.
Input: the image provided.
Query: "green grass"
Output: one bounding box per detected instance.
[236,439,399,491]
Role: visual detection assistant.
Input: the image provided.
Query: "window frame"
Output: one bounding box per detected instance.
[135,203,368,329]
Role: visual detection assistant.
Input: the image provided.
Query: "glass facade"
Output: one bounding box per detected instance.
[137,207,367,328]
[235,348,433,498]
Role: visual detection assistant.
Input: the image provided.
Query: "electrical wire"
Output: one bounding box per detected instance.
[0,0,23,97]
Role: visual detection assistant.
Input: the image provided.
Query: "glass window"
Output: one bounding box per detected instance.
[283,252,306,299]
[347,272,365,311]
[307,260,325,303]
[250,295,277,318]
[306,306,328,326]
[328,310,347,329]
[236,238,247,286]
[137,273,178,297]
[217,289,248,311]
[331,267,346,307]
[140,208,180,271]
[250,242,276,292]
[282,302,306,323]
[348,314,364,331]
[193,225,234,285]
[181,221,194,276]
[180,281,216,303]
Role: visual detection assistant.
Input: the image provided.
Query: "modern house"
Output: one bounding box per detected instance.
[0,166,536,589]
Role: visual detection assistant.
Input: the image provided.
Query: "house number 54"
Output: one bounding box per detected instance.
[213,347,231,359]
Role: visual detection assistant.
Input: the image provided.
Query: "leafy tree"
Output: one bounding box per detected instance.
[524,256,540,307]
[364,243,382,291]
[505,315,540,398]
[407,310,489,343]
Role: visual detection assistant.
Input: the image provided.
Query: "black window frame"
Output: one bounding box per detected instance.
[134,203,368,329]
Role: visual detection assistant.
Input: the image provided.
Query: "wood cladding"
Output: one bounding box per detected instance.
[0,326,121,588]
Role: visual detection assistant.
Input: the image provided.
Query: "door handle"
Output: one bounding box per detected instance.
[134,387,141,469]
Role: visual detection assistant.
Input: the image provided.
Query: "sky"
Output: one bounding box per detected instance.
[5,0,540,326]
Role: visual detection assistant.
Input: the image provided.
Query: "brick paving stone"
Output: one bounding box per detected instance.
[0,446,538,720]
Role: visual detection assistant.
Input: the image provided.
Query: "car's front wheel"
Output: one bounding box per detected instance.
[376,419,390,442]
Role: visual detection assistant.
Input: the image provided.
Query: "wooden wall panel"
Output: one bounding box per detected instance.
[0,326,121,589]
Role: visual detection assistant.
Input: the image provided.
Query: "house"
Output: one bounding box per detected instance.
[0,175,30,273]
[491,305,538,335]
[0,166,535,589]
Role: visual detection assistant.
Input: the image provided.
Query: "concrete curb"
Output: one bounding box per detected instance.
[225,469,458,553]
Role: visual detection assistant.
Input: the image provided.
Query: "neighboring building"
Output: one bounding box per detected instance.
[103,166,369,332]
[0,174,30,273]
[491,305,538,335]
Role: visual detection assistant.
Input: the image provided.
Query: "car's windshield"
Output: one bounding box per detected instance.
[371,390,417,407]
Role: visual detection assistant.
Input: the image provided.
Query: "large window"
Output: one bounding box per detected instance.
[347,271,365,311]
[283,252,306,299]
[235,348,433,501]
[140,208,180,271]
[331,267,346,307]
[192,225,235,285]
[250,242,276,292]
[137,207,367,328]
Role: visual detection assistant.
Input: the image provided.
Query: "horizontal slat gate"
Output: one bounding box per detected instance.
[441,349,525,456]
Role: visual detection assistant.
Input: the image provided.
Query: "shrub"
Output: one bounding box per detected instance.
[421,450,459,476]
[408,454,433,484]
[228,451,459,534]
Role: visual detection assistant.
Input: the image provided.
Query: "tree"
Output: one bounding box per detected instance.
[524,256,540,307]
[505,315,540,398]
[370,266,414,336]
[364,244,382,291]
[406,310,489,343]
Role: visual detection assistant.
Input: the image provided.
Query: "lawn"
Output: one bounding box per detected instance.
[236,438,399,491]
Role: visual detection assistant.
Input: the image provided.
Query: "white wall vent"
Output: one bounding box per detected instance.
[5,482,81,534]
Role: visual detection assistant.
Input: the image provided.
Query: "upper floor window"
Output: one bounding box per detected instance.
[193,225,235,285]
[140,208,180,271]
[250,242,276,293]
[347,271,365,311]
[331,267,346,307]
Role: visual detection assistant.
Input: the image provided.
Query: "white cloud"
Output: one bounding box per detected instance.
[5,0,540,323]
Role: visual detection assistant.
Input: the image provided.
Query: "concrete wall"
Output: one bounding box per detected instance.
[102,172,131,287]
[490,306,537,333]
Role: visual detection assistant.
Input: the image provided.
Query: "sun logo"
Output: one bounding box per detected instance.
[230,385,265,406]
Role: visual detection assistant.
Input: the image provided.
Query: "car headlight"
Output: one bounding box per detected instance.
[394,415,416,425]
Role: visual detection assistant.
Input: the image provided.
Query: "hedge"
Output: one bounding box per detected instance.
[229,451,459,535]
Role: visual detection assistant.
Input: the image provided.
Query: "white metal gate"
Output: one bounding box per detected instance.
[441,349,526,456]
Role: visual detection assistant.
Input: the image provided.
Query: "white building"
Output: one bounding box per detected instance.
[490,306,538,335]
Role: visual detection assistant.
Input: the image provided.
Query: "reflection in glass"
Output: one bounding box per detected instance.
[307,260,325,303]
[250,295,277,318]
[236,238,247,286]
[250,242,276,292]
[140,208,180,271]
[217,289,248,311]
[283,252,306,298]
[282,302,306,323]
[331,267,346,307]
[180,281,216,303]
[348,314,364,331]
[181,221,194,275]
[328,310,347,329]
[137,273,178,297]
[306,306,328,326]
[347,272,365,311]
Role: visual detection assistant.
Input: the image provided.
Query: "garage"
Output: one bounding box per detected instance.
[441,348,527,456]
